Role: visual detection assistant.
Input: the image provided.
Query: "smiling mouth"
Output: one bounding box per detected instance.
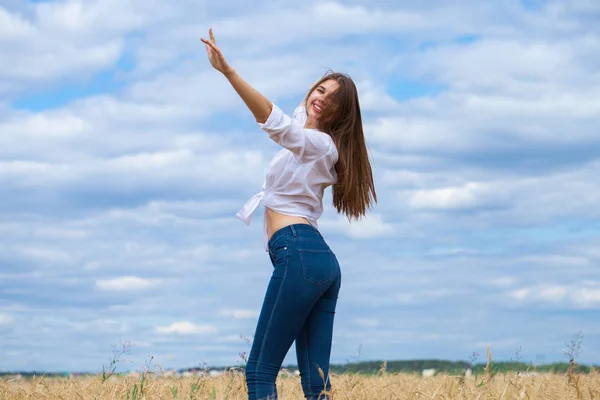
[313,103,324,114]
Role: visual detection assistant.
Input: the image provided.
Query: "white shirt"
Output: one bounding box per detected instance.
[236,103,339,251]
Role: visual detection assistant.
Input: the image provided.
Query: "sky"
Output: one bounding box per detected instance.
[1,0,599,373]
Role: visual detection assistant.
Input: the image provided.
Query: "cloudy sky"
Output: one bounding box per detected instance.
[1,0,599,372]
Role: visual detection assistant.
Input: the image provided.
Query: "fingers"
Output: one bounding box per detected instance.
[209,27,216,43]
[200,37,218,52]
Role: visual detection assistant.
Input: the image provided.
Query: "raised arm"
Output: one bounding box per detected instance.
[201,28,333,162]
[200,28,272,123]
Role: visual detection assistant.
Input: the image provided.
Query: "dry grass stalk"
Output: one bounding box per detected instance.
[2,370,600,399]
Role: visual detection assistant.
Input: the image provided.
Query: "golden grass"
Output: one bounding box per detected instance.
[1,370,599,399]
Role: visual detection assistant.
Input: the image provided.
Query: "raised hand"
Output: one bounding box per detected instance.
[200,28,234,76]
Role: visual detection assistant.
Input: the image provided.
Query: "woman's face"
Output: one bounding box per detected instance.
[305,79,340,129]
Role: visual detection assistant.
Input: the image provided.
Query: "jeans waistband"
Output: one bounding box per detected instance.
[267,223,323,248]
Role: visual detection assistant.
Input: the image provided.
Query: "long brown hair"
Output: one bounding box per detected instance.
[304,71,377,221]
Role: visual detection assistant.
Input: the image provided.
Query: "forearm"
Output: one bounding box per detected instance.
[224,70,272,124]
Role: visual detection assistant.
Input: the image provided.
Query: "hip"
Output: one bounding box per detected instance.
[267,223,340,286]
[265,207,311,242]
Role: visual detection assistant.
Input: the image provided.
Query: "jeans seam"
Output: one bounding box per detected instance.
[257,246,289,370]
[303,327,312,398]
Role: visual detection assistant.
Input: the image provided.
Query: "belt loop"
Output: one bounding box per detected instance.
[290,224,297,237]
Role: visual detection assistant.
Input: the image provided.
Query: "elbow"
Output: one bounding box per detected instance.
[255,102,273,124]
[256,115,269,124]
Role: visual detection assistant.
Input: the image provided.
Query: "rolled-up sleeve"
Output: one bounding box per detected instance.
[258,103,331,162]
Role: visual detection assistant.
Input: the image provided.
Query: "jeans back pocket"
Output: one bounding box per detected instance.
[298,249,334,285]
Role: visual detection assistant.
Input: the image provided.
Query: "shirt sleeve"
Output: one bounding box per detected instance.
[293,103,307,125]
[258,103,332,162]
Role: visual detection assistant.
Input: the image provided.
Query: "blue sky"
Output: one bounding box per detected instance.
[1,0,600,373]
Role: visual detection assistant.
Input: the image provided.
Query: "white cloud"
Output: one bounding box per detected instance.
[394,289,451,304]
[354,318,379,328]
[155,321,218,335]
[512,255,592,268]
[426,247,482,257]
[219,309,259,319]
[0,313,14,325]
[212,1,513,47]
[381,169,443,188]
[321,213,394,239]
[487,277,518,288]
[371,31,600,154]
[95,276,161,291]
[0,148,267,192]
[1,112,91,139]
[16,246,72,263]
[406,182,511,211]
[376,160,600,228]
[1,36,123,83]
[509,283,600,308]
[0,7,33,38]
[0,0,180,89]
[68,318,129,333]
[576,287,600,306]
[355,80,401,112]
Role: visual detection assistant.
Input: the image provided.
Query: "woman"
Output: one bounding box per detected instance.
[201,28,377,400]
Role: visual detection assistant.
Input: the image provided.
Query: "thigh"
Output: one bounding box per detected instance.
[247,266,287,364]
[295,273,341,398]
[296,291,339,363]
[248,241,325,367]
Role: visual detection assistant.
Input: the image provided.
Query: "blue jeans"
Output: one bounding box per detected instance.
[245,223,342,400]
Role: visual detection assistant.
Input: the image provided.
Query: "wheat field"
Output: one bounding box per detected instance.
[2,369,599,399]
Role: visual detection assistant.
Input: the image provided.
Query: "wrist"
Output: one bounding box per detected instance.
[223,67,236,79]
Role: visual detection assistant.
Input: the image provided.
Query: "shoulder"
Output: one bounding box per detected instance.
[293,104,307,124]
[314,130,338,162]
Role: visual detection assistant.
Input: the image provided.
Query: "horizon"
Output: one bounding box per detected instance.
[2,357,599,375]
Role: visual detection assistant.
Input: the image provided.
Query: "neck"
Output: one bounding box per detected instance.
[304,118,318,130]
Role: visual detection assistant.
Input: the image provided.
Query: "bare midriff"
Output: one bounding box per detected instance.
[265,207,311,242]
